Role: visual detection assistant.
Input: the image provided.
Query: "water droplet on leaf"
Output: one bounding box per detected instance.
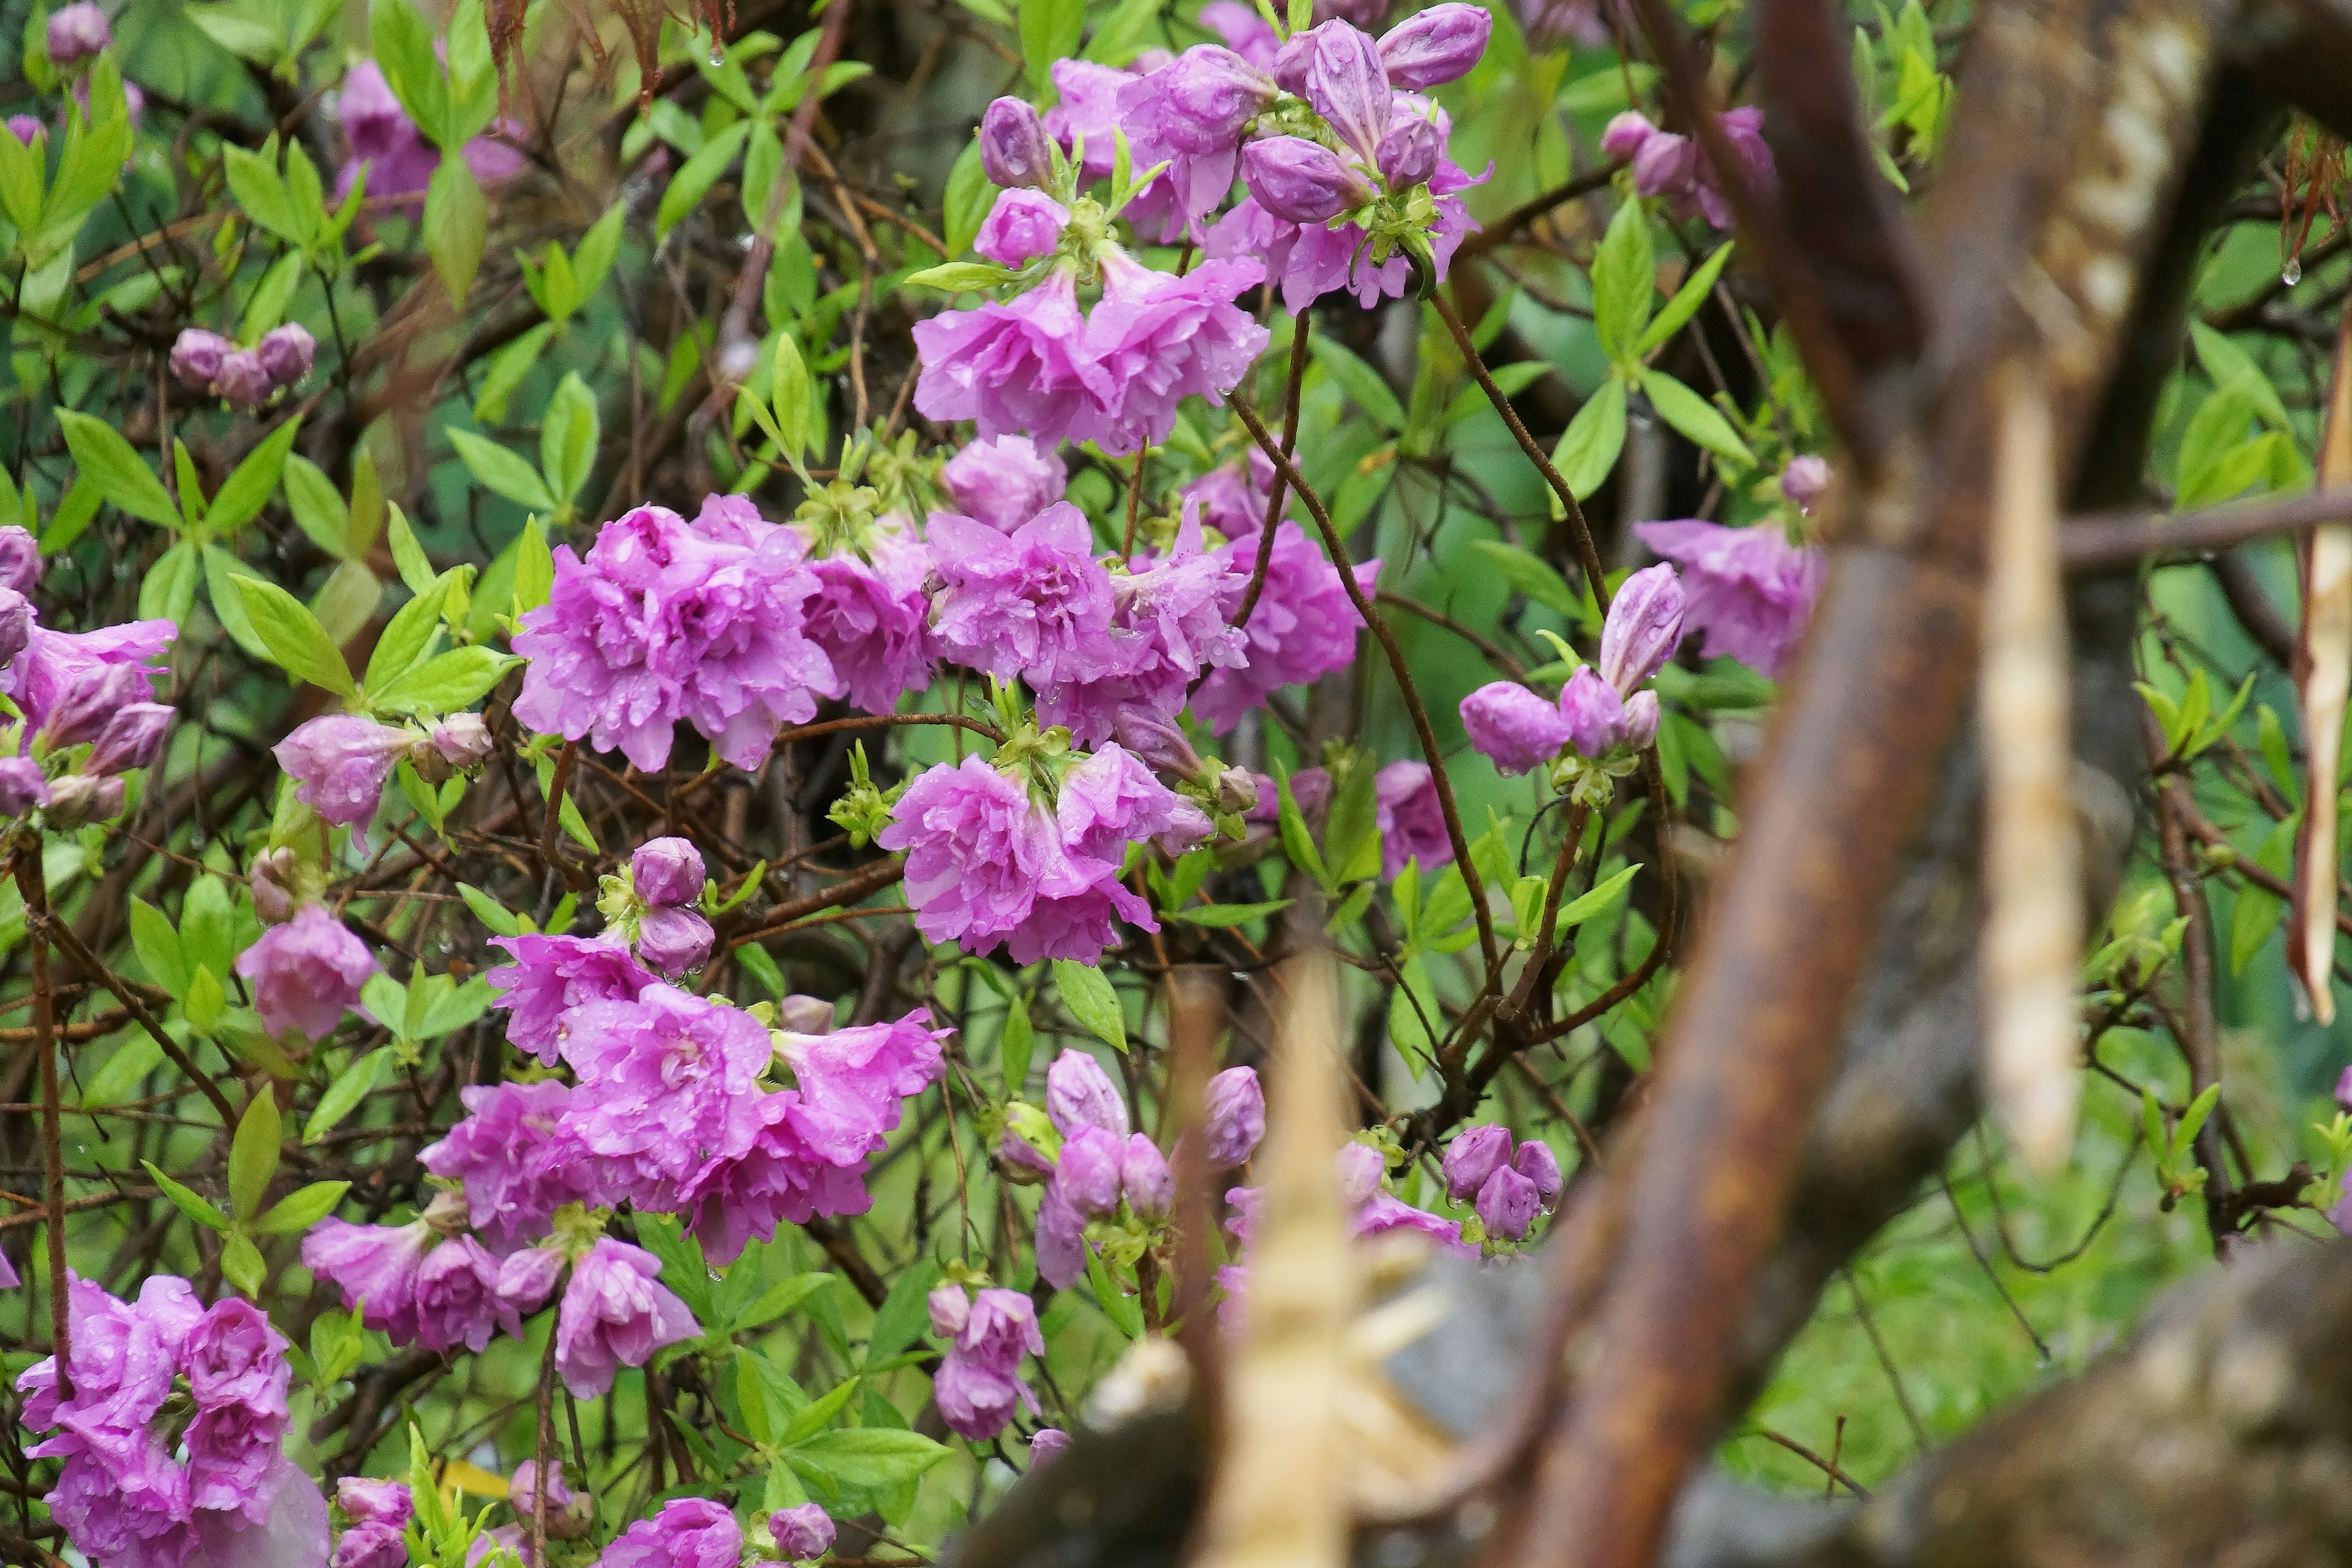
[2285,256,2303,287]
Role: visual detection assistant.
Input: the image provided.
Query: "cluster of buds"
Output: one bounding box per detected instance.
[170,323,316,412]
[1441,1123,1563,1245]
[1600,108,1776,232]
[1459,563,1686,806]
[0,575,178,828]
[596,836,715,976]
[44,2,111,69]
[1113,711,1259,841]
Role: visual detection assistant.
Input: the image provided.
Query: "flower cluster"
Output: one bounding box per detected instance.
[929,1284,1047,1440]
[274,710,491,828]
[598,835,717,976]
[0,568,178,825]
[234,904,379,1040]
[169,324,315,412]
[17,1273,324,1568]
[1601,109,1777,232]
[1633,518,1823,677]
[1439,1123,1562,1243]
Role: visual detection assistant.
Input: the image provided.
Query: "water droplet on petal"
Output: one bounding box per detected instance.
[2285,256,2303,287]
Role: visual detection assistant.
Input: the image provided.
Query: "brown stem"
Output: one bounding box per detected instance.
[539,741,583,884]
[1458,162,1627,260]
[726,856,908,950]
[15,840,69,1395]
[1229,394,1501,979]
[40,914,238,1129]
[1431,294,1610,606]
[1232,314,1313,631]
[532,1327,556,1568]
[2060,486,2352,565]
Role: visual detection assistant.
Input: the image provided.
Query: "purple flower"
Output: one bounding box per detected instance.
[1182,450,1277,537]
[301,1219,433,1343]
[636,905,714,975]
[1615,105,1774,230]
[977,189,1069,267]
[171,328,233,391]
[1202,1065,1264,1168]
[234,905,375,1039]
[257,323,315,389]
[553,1239,701,1398]
[1242,136,1374,224]
[46,1437,196,1568]
[0,756,45,816]
[1559,667,1629,758]
[186,1304,294,1523]
[334,60,527,209]
[1301,22,1392,161]
[1354,1190,1476,1256]
[1115,48,1277,219]
[1442,1124,1512,1201]
[878,755,1090,957]
[18,1275,179,1466]
[1058,741,1205,862]
[337,1479,412,1528]
[1378,4,1489,88]
[85,702,175,775]
[562,982,772,1209]
[1048,1047,1129,1136]
[929,503,1118,692]
[1634,519,1823,677]
[1461,682,1573,775]
[942,435,1068,535]
[1121,1133,1174,1220]
[632,836,704,907]
[3,115,40,147]
[1598,562,1685,695]
[913,268,1106,450]
[1781,455,1829,513]
[1520,0,1610,50]
[513,503,840,773]
[1376,112,1443,188]
[930,1287,1044,1441]
[47,2,111,64]
[1513,1139,1563,1204]
[1057,1125,1128,1218]
[0,524,37,597]
[13,620,173,745]
[799,529,936,715]
[486,933,656,1066]
[1078,251,1270,457]
[1202,154,1483,313]
[1475,1165,1540,1242]
[496,1246,564,1314]
[1034,1180,1089,1287]
[1037,518,1248,746]
[771,1503,835,1559]
[1195,524,1378,735]
[413,1235,520,1354]
[1030,1427,1071,1465]
[1046,58,1138,181]
[217,351,276,410]
[336,1521,409,1568]
[1374,760,1451,877]
[273,715,410,827]
[424,712,492,775]
[600,1498,741,1568]
[982,97,1057,189]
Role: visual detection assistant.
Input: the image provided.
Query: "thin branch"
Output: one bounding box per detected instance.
[2060,486,2352,566]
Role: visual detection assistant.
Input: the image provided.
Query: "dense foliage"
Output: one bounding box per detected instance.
[0,0,2348,1563]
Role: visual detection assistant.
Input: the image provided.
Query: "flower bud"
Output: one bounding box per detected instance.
[1600,110,1656,163]
[981,97,1057,189]
[425,712,493,776]
[636,905,714,976]
[1303,23,1392,162]
[1270,26,1317,93]
[1153,47,1280,154]
[1780,454,1829,513]
[779,993,835,1034]
[257,323,315,389]
[996,1101,1060,1183]
[1631,129,1698,202]
[1460,681,1572,776]
[510,1459,594,1539]
[248,846,298,925]
[1046,1049,1129,1136]
[1620,688,1660,752]
[46,2,111,65]
[496,1246,565,1314]
[1441,1123,1512,1201]
[0,589,29,671]
[4,115,43,148]
[631,836,706,908]
[771,1503,835,1560]
[45,772,124,826]
[1057,1124,1127,1218]
[1335,1141,1385,1206]
[1375,113,1442,188]
[1597,562,1684,695]
[0,526,41,597]
[1113,710,1205,779]
[1030,1428,1071,1466]
[169,328,233,392]
[1201,1066,1264,1168]
[214,350,274,410]
[0,756,50,817]
[1475,1164,1540,1241]
[45,660,149,747]
[927,1282,971,1340]
[1241,135,1374,224]
[1377,4,1489,88]
[1120,1133,1174,1221]
[1513,1139,1562,1205]
[338,1479,413,1528]
[975,189,1069,267]
[85,702,173,775]
[1212,764,1259,816]
[1559,667,1629,758]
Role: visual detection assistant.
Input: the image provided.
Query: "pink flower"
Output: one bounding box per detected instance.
[878,756,1088,957]
[413,1235,521,1354]
[273,715,411,827]
[512,503,840,773]
[1634,519,1822,677]
[1441,1124,1512,1200]
[598,1498,740,1568]
[301,1219,432,1343]
[1048,1049,1129,1136]
[1202,1066,1264,1167]
[47,2,111,61]
[1195,524,1378,734]
[981,97,1057,189]
[1115,47,1278,221]
[1460,682,1574,775]
[560,982,774,1210]
[1781,455,1830,513]
[486,934,656,1066]
[334,61,527,209]
[771,1503,835,1559]
[636,906,714,976]
[1354,1190,1476,1256]
[631,836,704,907]
[1180,450,1277,537]
[12,620,174,748]
[913,269,1107,450]
[1076,251,1269,457]
[942,435,1068,534]
[1378,4,1489,88]
[929,504,1120,693]
[336,1479,413,1527]
[929,1286,1044,1440]
[1035,516,1248,745]
[1514,1139,1562,1204]
[553,1239,700,1398]
[799,529,936,715]
[1598,562,1686,693]
[976,189,1070,267]
[1476,1164,1540,1240]
[1374,761,1451,877]
[234,905,376,1040]
[1030,1428,1071,1465]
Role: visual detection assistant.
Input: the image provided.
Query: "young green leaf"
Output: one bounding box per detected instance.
[58,410,178,526]
[235,576,358,696]
[228,1093,284,1220]
[1052,959,1128,1052]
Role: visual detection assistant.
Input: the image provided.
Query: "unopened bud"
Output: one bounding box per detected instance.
[1242,135,1375,224]
[980,97,1057,189]
[44,772,124,826]
[1596,562,1684,695]
[1377,4,1489,89]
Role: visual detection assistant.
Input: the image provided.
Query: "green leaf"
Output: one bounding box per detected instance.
[366,573,451,690]
[657,119,754,239]
[42,478,102,554]
[571,204,627,305]
[1000,993,1035,1093]
[1311,337,1406,432]
[311,558,383,649]
[2174,1081,2222,1159]
[306,1047,393,1142]
[77,1033,165,1110]
[1275,765,1328,886]
[235,576,358,696]
[228,1093,283,1221]
[1176,899,1294,927]
[456,882,523,936]
[1553,862,1640,928]
[771,332,814,470]
[1553,377,1627,505]
[370,646,519,717]
[1323,758,1381,886]
[144,1159,232,1232]
[2190,322,2293,431]
[1640,370,1754,466]
[512,516,555,618]
[1591,198,1655,364]
[225,141,303,244]
[736,1272,836,1335]
[221,1231,267,1298]
[282,454,352,559]
[943,138,992,260]
[788,1427,948,1490]
[138,540,202,626]
[473,321,558,425]
[255,1178,351,1234]
[208,415,303,535]
[1637,241,1735,356]
[634,1213,714,1320]
[1053,959,1127,1051]
[1387,955,1442,1068]
[59,410,178,526]
[1019,0,1085,90]
[129,897,190,993]
[868,1257,943,1366]
[239,250,303,341]
[903,260,1016,293]
[1084,1247,1143,1338]
[386,503,435,596]
[447,428,559,513]
[203,547,273,661]
[1469,540,1580,617]
[1084,0,1161,64]
[424,156,488,303]
[541,373,600,510]
[777,1376,862,1447]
